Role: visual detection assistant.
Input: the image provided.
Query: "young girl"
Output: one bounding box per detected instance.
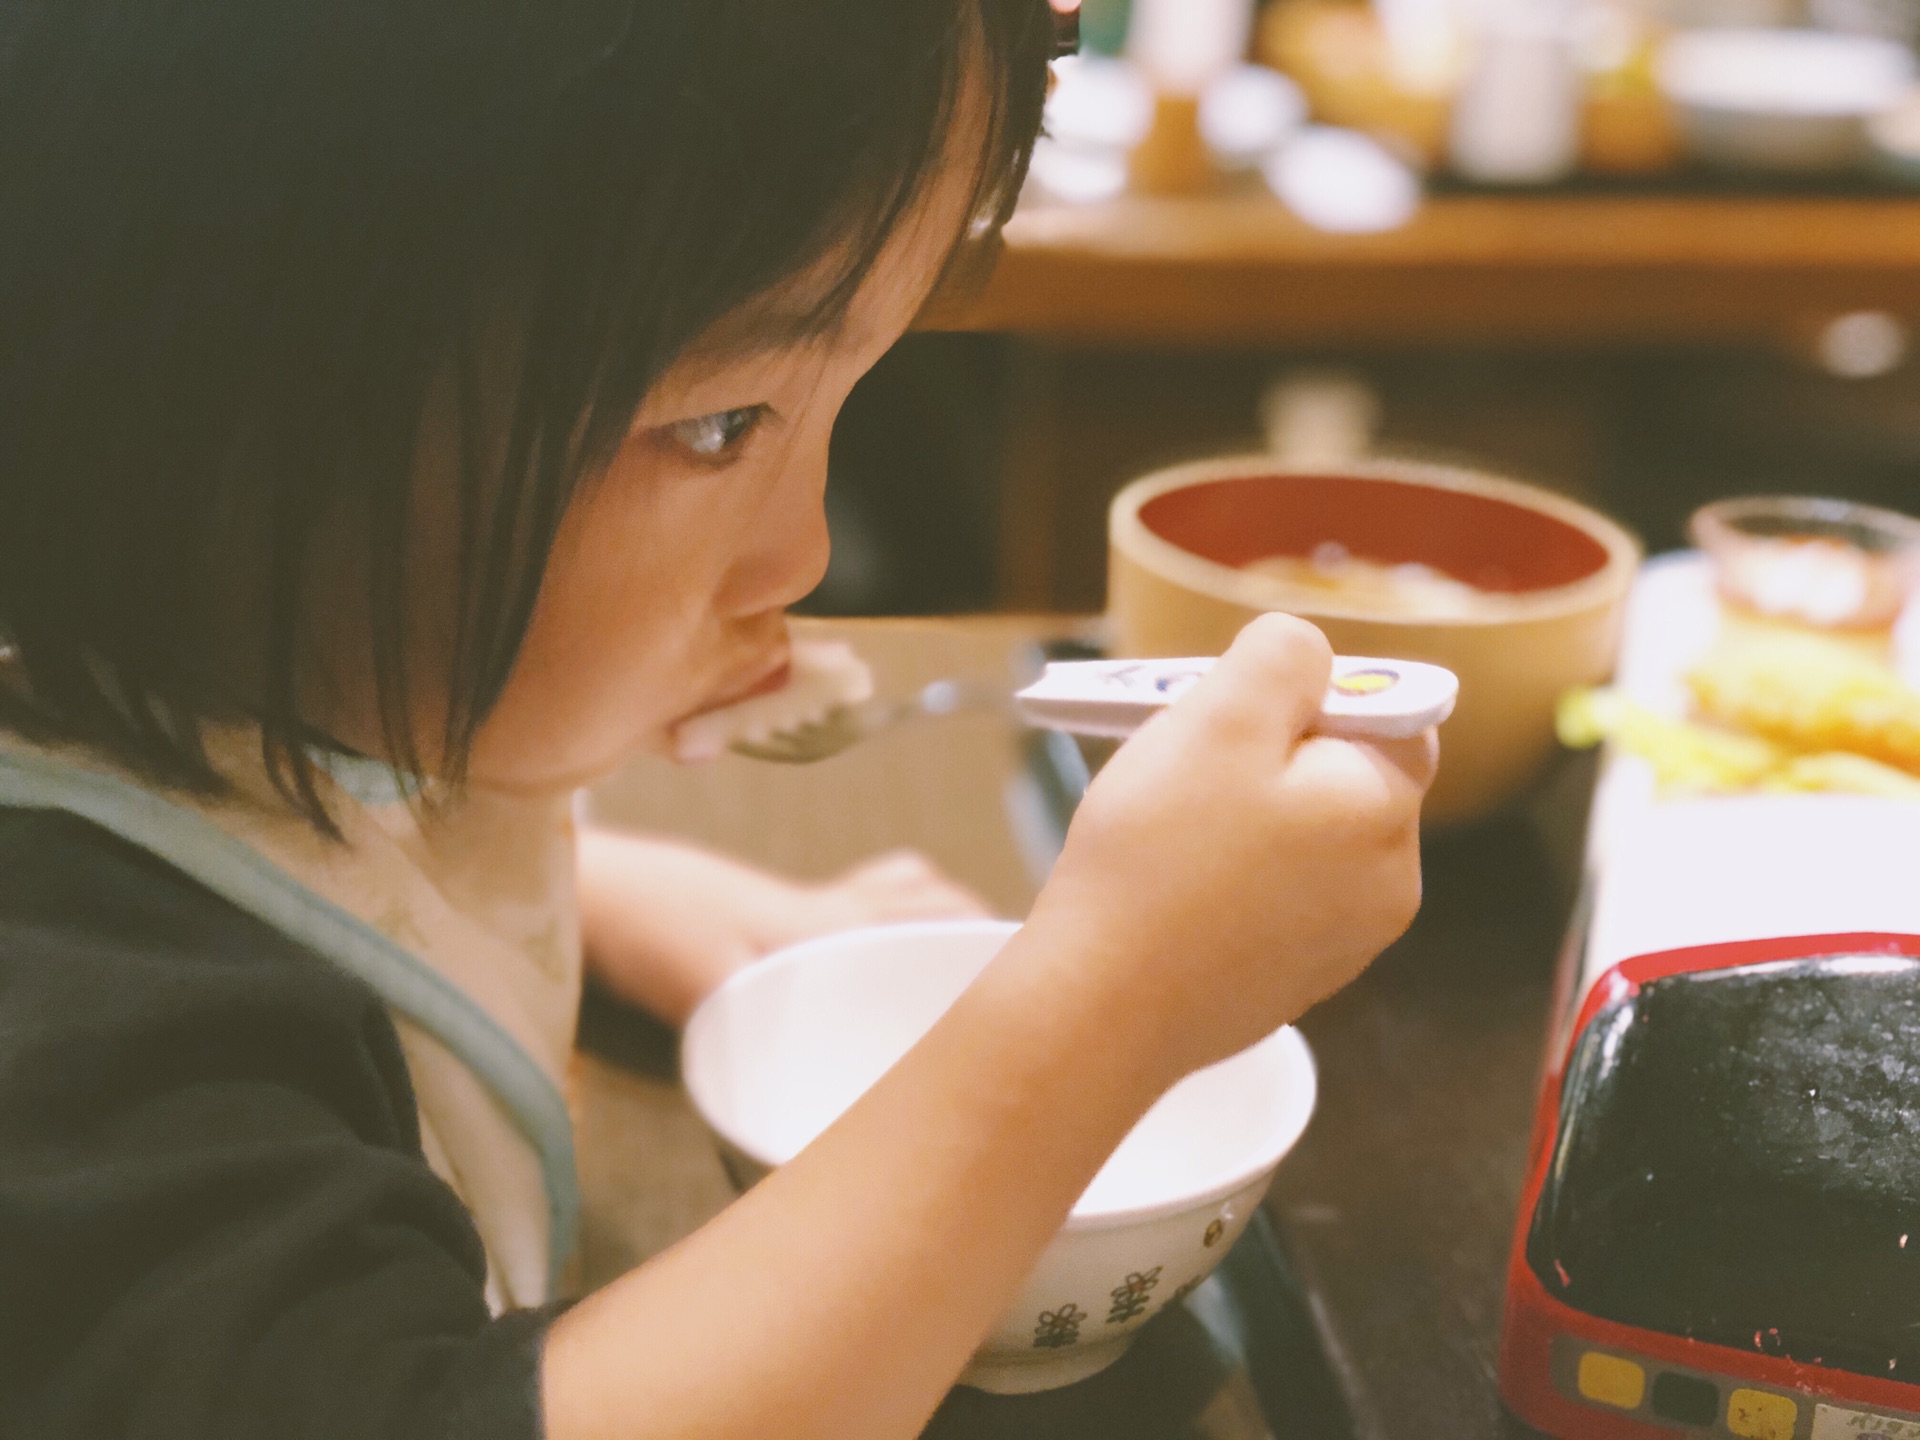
[0,2,1435,1437]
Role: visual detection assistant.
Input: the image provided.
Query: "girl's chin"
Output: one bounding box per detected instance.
[463,718,680,794]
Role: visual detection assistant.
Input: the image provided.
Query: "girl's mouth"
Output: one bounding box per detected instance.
[731,662,792,704]
[696,655,792,718]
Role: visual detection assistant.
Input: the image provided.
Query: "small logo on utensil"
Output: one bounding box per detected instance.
[1095,663,1206,699]
[1332,667,1399,697]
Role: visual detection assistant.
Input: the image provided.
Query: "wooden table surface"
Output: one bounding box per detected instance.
[936,191,1920,350]
[574,616,1586,1437]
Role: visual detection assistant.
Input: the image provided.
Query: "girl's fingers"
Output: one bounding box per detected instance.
[1369,729,1440,793]
[1286,731,1436,832]
[1184,613,1335,751]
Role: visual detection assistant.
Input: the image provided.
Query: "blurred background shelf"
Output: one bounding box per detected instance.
[943,191,1920,348]
[818,187,1920,619]
[794,0,1920,621]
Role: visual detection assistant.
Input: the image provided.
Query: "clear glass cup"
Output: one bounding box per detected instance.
[1689,496,1920,634]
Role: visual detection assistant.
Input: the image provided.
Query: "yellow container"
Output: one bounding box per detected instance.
[1108,458,1641,827]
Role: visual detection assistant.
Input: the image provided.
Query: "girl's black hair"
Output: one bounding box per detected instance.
[0,0,1051,822]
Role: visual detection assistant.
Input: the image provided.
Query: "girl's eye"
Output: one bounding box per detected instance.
[665,406,767,461]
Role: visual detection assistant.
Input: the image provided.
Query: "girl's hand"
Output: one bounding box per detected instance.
[1015,612,1437,1087]
[788,849,994,938]
[578,831,990,1026]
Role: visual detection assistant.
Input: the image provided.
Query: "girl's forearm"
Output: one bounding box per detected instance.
[576,825,992,1026]
[575,829,798,1023]
[541,920,1164,1440]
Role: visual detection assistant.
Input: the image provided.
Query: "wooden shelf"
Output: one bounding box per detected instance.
[937,191,1920,349]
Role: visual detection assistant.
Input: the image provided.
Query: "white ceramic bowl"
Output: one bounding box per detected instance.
[1655,28,1915,173]
[681,920,1317,1394]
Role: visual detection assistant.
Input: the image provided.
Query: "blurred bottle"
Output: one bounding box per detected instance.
[1448,0,1585,183]
[1129,0,1258,92]
[1257,0,1457,165]
[1078,0,1134,55]
[1128,0,1259,190]
[1261,369,1383,464]
[1374,0,1466,92]
[1576,0,1685,176]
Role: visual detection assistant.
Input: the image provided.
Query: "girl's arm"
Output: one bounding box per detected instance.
[544,617,1435,1440]
[577,829,991,1026]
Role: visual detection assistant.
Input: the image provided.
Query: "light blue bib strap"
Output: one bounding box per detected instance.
[0,745,578,1289]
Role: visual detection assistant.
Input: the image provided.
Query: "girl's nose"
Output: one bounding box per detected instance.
[720,463,833,619]
[767,505,832,612]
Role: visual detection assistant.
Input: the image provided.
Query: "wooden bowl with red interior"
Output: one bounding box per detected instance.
[1109,458,1641,826]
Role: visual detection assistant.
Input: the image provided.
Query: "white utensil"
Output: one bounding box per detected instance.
[1013,655,1459,741]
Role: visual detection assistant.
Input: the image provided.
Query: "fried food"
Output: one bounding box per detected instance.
[1686,630,1920,779]
[1558,689,1782,793]
[1559,687,1920,799]
[1766,751,1920,801]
